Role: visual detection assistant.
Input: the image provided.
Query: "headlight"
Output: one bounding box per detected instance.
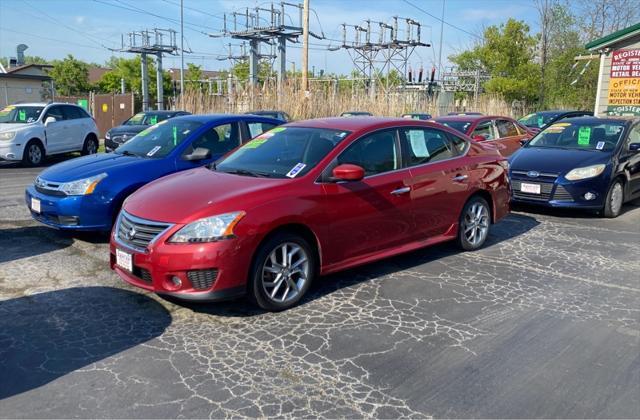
[169,211,245,243]
[564,164,606,181]
[0,131,16,141]
[105,131,111,140]
[59,173,108,195]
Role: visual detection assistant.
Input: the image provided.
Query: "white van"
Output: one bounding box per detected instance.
[0,102,100,166]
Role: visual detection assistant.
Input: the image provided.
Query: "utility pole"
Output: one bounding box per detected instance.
[156,52,164,110]
[141,53,149,111]
[301,0,310,94]
[180,0,185,109]
[437,0,445,82]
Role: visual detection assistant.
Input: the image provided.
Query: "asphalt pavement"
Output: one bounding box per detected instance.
[1,157,639,418]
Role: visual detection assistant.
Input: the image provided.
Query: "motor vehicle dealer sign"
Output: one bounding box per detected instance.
[607,49,640,116]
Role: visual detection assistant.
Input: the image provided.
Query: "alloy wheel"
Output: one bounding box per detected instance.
[610,183,623,215]
[462,202,489,247]
[87,140,98,154]
[29,144,42,164]
[261,242,310,304]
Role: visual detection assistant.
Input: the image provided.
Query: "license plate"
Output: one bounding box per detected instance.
[116,248,133,272]
[31,197,41,213]
[520,182,541,194]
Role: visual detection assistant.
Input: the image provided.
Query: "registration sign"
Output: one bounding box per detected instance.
[31,197,41,213]
[116,248,133,272]
[520,183,541,194]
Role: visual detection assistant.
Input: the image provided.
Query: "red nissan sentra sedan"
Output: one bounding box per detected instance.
[110,117,510,311]
[433,114,535,157]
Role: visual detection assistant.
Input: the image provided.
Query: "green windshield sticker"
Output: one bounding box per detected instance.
[244,138,268,149]
[172,125,178,145]
[271,127,286,133]
[77,99,88,110]
[578,126,591,145]
[150,115,158,125]
[18,110,26,121]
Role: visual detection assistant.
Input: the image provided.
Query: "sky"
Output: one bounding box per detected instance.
[0,0,541,76]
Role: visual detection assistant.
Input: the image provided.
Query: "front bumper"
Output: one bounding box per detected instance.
[109,221,257,300]
[510,175,608,209]
[0,141,25,161]
[25,185,114,231]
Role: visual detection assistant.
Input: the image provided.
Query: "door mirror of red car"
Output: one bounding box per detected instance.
[332,164,365,181]
[473,135,487,142]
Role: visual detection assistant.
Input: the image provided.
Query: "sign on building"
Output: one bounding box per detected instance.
[607,49,640,116]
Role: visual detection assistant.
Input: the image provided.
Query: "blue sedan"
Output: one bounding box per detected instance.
[509,117,640,217]
[25,114,283,230]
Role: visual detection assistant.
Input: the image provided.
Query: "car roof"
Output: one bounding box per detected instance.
[245,110,285,114]
[171,114,283,123]
[140,110,186,115]
[287,116,449,132]
[434,115,498,122]
[550,116,634,125]
[10,102,77,107]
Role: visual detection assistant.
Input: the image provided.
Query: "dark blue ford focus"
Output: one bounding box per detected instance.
[509,117,640,217]
[25,114,283,230]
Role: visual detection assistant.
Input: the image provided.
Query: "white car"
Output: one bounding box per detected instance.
[0,102,100,166]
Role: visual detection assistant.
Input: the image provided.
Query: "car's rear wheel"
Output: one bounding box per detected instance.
[603,180,624,218]
[82,135,99,155]
[22,140,45,166]
[457,196,491,251]
[249,232,316,311]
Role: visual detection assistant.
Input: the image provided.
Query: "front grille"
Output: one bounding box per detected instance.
[116,211,172,250]
[553,185,574,201]
[512,180,554,201]
[132,266,152,284]
[34,178,67,196]
[187,269,218,290]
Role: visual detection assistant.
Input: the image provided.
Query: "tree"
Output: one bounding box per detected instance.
[185,63,204,91]
[49,55,91,96]
[231,60,274,82]
[97,56,172,102]
[575,0,639,41]
[449,19,541,103]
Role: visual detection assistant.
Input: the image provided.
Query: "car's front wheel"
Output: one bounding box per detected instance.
[603,180,624,218]
[22,140,45,166]
[249,232,316,311]
[82,135,99,155]
[457,195,491,251]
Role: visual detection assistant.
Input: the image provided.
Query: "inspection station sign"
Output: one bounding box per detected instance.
[607,49,640,116]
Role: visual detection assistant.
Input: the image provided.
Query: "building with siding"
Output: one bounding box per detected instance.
[0,64,53,107]
[586,23,640,117]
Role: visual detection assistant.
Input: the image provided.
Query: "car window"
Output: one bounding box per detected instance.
[496,119,519,137]
[626,125,640,151]
[471,120,496,140]
[337,129,399,176]
[183,123,240,157]
[116,120,203,158]
[247,122,278,138]
[528,122,625,152]
[447,133,469,154]
[45,106,65,121]
[62,105,83,120]
[0,105,44,124]
[400,128,455,166]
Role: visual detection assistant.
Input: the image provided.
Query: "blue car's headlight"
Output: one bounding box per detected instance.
[564,164,605,181]
[59,173,108,195]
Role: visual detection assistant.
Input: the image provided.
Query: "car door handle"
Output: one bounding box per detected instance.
[452,174,468,182]
[390,186,411,195]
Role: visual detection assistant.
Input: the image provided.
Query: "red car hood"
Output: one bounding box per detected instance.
[123,167,291,224]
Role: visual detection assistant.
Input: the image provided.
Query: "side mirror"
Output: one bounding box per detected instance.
[44,116,56,126]
[473,135,487,142]
[630,143,640,153]
[519,138,530,146]
[332,163,365,181]
[184,147,211,161]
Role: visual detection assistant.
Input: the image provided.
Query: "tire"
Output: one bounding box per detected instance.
[82,135,99,156]
[249,232,317,311]
[603,180,624,218]
[22,140,45,167]
[457,195,491,251]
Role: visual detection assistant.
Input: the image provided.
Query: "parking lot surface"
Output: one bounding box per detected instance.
[1,159,639,418]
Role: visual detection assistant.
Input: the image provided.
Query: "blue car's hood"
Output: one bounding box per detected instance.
[39,153,162,182]
[510,147,611,174]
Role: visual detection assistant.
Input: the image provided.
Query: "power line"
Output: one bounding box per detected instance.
[0,27,107,51]
[158,0,225,21]
[402,0,482,40]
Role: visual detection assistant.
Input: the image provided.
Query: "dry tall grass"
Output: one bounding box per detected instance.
[178,83,526,120]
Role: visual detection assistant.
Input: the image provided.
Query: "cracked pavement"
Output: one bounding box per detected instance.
[1,160,639,418]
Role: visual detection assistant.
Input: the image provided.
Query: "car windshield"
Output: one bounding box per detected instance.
[0,105,44,124]
[527,121,625,152]
[437,120,471,133]
[124,112,172,126]
[518,112,560,128]
[216,127,350,178]
[115,120,203,158]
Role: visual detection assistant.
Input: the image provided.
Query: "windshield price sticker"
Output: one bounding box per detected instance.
[147,145,161,156]
[286,163,306,178]
[271,127,287,133]
[596,141,605,150]
[578,126,591,145]
[244,138,268,149]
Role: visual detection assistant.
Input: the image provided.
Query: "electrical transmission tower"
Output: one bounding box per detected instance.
[116,29,178,111]
[441,68,490,105]
[331,17,430,95]
[209,2,322,90]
